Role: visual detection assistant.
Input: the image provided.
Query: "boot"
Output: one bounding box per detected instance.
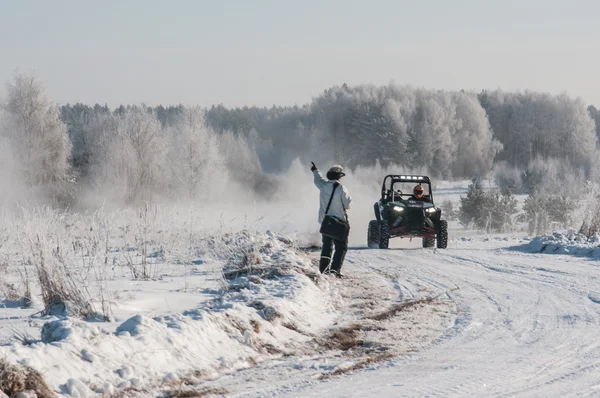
[319,257,331,273]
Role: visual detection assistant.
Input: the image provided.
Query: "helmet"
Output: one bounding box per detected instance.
[413,184,424,199]
[326,165,346,180]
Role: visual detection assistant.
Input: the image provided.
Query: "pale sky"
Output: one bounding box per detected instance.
[1,0,599,107]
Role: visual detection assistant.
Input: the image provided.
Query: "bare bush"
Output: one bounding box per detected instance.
[0,282,20,302]
[30,234,97,318]
[68,208,116,320]
[20,208,109,320]
[578,183,600,238]
[16,267,32,308]
[0,357,55,398]
[0,218,15,300]
[128,203,161,280]
[523,191,576,235]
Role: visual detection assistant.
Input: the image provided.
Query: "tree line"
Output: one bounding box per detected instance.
[2,72,599,207]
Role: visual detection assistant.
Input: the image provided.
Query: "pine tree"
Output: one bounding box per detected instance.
[459,181,518,232]
[488,188,518,232]
[459,179,486,228]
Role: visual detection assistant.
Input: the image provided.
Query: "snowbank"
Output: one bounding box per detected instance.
[523,230,600,258]
[0,231,338,397]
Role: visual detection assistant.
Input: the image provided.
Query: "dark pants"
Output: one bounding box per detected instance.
[319,234,348,274]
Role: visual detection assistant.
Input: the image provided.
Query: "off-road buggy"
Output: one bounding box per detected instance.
[367,175,448,249]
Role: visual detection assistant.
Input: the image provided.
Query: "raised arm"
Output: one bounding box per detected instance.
[313,170,328,189]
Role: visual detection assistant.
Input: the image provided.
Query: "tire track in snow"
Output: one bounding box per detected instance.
[420,248,600,396]
[407,251,547,397]
[286,244,600,397]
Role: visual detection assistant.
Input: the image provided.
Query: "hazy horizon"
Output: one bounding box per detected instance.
[2,0,600,107]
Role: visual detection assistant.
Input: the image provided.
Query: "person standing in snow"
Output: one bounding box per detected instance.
[311,162,352,277]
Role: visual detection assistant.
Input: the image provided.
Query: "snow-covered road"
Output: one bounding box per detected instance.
[223,238,600,397]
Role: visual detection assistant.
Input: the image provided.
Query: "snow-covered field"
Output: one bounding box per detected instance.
[2,181,600,397]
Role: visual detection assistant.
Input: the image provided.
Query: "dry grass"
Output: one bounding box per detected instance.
[246,357,257,366]
[11,329,37,346]
[163,377,197,388]
[368,297,437,321]
[0,282,19,301]
[250,319,261,333]
[319,354,394,380]
[282,321,299,332]
[29,234,107,320]
[369,287,459,321]
[324,323,364,351]
[261,343,284,355]
[164,387,228,397]
[106,386,150,397]
[0,358,56,398]
[222,265,285,281]
[224,314,249,335]
[159,370,210,389]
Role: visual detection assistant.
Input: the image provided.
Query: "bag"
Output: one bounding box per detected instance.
[320,215,349,241]
[319,183,350,241]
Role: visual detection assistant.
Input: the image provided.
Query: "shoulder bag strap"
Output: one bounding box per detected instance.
[324,183,339,216]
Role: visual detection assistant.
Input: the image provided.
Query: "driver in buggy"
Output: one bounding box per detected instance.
[409,184,430,202]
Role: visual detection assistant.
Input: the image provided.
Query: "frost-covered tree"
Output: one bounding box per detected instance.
[459,180,518,232]
[587,105,600,145]
[479,90,597,171]
[579,182,600,238]
[494,161,523,193]
[520,157,585,196]
[305,84,500,178]
[91,107,168,202]
[408,93,456,176]
[523,190,576,235]
[451,92,502,177]
[481,189,518,233]
[61,103,111,174]
[343,100,405,167]
[2,72,71,187]
[168,106,221,199]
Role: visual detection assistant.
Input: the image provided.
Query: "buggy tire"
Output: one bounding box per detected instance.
[437,220,448,249]
[379,220,390,249]
[422,237,435,248]
[367,220,380,248]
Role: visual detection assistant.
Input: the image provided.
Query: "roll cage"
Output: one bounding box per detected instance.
[380,175,433,203]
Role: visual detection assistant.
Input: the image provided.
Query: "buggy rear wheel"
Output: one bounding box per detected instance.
[367,220,380,248]
[437,220,448,249]
[379,220,390,249]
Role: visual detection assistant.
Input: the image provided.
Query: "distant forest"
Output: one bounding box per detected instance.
[2,72,600,206]
[60,85,600,179]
